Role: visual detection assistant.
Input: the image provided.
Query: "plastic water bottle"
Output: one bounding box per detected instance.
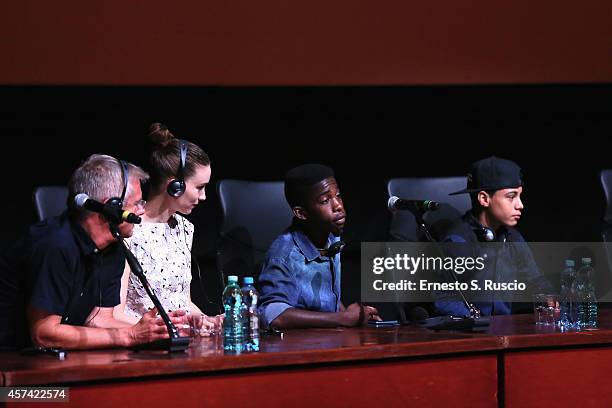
[572,258,598,329]
[580,258,598,328]
[223,275,247,353]
[571,261,586,328]
[241,276,260,352]
[558,259,575,330]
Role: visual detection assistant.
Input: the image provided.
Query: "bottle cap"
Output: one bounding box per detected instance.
[228,275,238,283]
[243,276,254,284]
[565,259,575,267]
[582,258,592,265]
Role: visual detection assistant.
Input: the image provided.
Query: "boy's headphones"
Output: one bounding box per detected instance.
[106,159,129,208]
[167,139,188,198]
[474,224,509,243]
[475,226,496,242]
[467,212,499,242]
[318,240,346,257]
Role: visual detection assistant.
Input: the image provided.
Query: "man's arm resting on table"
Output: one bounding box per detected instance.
[86,306,135,328]
[270,303,379,329]
[27,306,180,349]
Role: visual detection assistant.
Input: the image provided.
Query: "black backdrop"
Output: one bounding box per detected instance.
[2,84,611,309]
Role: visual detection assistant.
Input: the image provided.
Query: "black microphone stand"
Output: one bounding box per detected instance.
[109,223,190,352]
[413,211,483,320]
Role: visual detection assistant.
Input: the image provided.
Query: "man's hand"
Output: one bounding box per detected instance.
[365,305,382,323]
[126,308,189,346]
[343,303,381,326]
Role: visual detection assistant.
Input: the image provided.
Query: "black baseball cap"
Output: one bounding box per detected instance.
[450,156,523,195]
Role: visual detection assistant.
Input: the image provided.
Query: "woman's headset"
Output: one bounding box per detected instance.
[167,139,188,197]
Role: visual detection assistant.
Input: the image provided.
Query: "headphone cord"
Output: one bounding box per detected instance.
[192,254,223,315]
[181,215,223,315]
[84,263,103,327]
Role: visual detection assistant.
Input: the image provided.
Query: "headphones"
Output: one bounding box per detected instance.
[321,240,346,257]
[475,226,496,242]
[473,222,509,243]
[167,139,188,197]
[467,212,499,242]
[107,159,129,209]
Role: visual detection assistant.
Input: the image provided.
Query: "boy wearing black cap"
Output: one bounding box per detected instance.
[436,156,552,316]
[258,164,380,329]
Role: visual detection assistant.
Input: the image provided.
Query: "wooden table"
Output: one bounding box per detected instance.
[2,311,612,407]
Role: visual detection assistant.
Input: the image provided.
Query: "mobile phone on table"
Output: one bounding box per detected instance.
[368,320,399,327]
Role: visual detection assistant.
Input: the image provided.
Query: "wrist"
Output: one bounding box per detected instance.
[340,310,358,327]
[119,327,134,347]
[358,304,365,325]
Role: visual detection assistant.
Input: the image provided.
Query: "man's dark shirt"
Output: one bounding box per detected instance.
[435,212,553,316]
[0,212,125,348]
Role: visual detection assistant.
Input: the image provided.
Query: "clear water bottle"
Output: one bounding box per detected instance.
[572,258,598,329]
[558,259,575,330]
[580,258,598,328]
[223,275,247,353]
[241,276,260,352]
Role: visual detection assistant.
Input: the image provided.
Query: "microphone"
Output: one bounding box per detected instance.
[122,240,189,352]
[74,193,141,224]
[387,196,440,213]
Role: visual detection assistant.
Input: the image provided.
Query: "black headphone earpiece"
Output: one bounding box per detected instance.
[477,226,496,242]
[167,139,188,198]
[107,159,129,209]
[325,240,346,257]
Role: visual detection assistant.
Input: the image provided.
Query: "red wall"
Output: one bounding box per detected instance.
[2,1,612,85]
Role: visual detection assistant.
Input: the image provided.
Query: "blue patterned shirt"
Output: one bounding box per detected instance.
[258,228,342,326]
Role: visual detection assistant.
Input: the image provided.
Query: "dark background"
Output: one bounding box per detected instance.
[1,84,611,310]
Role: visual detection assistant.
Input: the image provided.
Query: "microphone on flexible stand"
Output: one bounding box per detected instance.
[106,223,190,352]
[387,196,490,330]
[121,240,190,351]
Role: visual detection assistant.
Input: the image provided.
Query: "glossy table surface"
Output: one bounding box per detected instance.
[2,310,612,386]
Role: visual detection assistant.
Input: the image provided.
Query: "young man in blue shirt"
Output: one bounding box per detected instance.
[258,164,380,329]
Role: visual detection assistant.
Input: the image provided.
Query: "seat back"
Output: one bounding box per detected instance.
[599,171,612,303]
[601,170,612,235]
[32,186,69,221]
[216,180,293,286]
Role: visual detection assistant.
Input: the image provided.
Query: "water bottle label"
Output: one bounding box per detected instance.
[250,318,259,332]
